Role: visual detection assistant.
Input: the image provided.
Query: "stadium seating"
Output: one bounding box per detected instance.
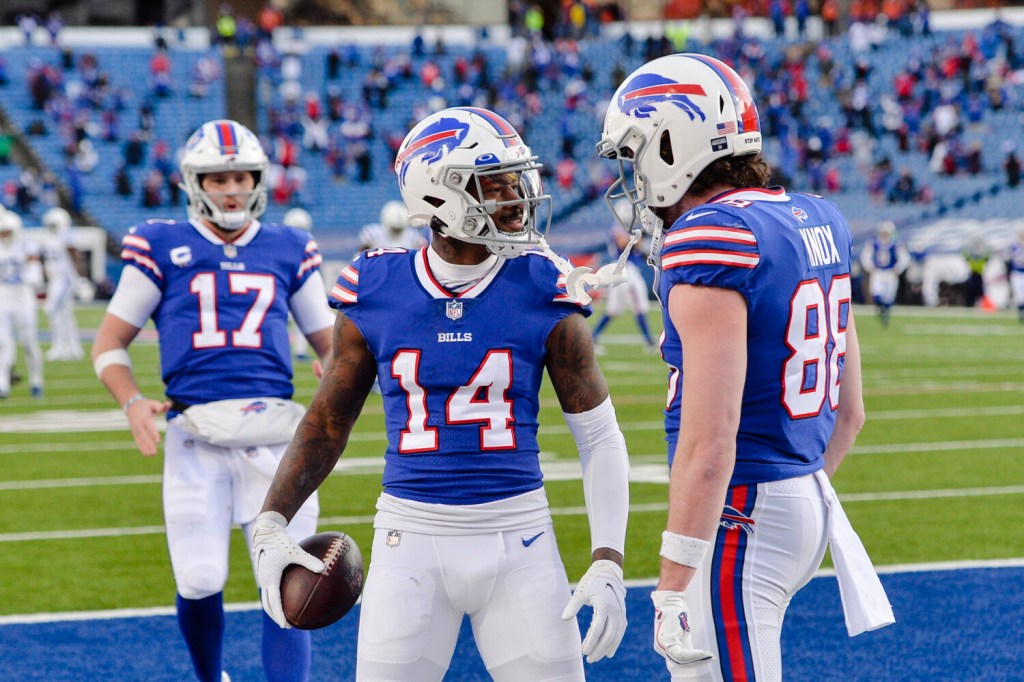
[1,17,1022,260]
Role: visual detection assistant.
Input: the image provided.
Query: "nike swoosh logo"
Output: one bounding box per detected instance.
[685,210,716,221]
[521,532,544,547]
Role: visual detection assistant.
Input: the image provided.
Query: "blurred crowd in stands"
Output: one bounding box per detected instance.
[1,0,1023,262]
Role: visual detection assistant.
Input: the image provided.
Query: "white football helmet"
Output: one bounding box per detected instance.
[0,210,24,245]
[395,106,550,258]
[379,200,409,235]
[179,119,269,231]
[43,206,72,236]
[598,54,762,222]
[283,207,313,232]
[877,220,896,241]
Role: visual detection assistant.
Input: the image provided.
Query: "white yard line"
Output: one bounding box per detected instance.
[4,484,1024,544]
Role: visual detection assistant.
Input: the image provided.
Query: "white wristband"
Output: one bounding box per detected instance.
[660,531,711,568]
[94,348,132,378]
[122,393,145,413]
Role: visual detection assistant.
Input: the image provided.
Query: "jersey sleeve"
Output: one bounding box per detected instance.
[292,228,324,294]
[660,208,759,293]
[120,222,164,288]
[526,251,592,318]
[328,254,361,311]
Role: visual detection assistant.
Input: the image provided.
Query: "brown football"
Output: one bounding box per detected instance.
[280,531,364,630]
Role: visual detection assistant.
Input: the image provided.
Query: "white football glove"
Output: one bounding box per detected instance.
[652,590,714,667]
[561,559,627,663]
[250,511,325,629]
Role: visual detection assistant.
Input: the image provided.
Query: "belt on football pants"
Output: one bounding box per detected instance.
[170,399,193,413]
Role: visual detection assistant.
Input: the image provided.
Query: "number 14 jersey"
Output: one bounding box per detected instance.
[331,247,588,505]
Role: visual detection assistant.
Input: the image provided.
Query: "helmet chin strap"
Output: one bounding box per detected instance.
[639,206,665,305]
[215,209,248,231]
[536,229,642,306]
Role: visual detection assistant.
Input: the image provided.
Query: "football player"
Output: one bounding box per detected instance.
[357,199,428,251]
[590,199,657,353]
[0,208,45,398]
[251,106,630,681]
[598,55,894,680]
[859,220,910,326]
[39,206,86,360]
[282,207,316,360]
[1008,227,1024,321]
[92,120,335,682]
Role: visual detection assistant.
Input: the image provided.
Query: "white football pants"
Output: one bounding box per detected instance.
[356,524,585,682]
[162,421,319,600]
[666,473,830,682]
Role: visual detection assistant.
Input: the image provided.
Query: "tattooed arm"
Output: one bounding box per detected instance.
[544,312,611,414]
[261,312,378,522]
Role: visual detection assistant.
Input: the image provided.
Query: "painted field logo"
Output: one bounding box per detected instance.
[720,505,755,534]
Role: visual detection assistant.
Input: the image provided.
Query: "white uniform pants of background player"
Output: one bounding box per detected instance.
[44,271,83,360]
[604,262,651,318]
[868,270,899,307]
[356,524,585,682]
[666,473,829,682]
[162,421,319,600]
[0,283,44,394]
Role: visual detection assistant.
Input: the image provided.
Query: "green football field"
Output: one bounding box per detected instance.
[2,303,1023,616]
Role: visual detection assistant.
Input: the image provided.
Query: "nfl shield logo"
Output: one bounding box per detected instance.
[223,243,238,258]
[446,300,463,321]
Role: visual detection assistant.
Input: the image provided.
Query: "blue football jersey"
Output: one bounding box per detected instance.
[120,219,324,404]
[658,188,855,485]
[869,238,900,271]
[1010,243,1024,275]
[330,247,589,505]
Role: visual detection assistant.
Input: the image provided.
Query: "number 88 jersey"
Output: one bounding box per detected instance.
[659,187,855,485]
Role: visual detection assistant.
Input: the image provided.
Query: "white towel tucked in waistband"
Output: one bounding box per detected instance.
[814,469,896,636]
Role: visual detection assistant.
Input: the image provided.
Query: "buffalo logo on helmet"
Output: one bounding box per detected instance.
[395,117,471,185]
[720,505,755,534]
[617,73,707,122]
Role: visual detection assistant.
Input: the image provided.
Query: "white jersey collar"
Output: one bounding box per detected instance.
[415,246,504,299]
[712,187,790,203]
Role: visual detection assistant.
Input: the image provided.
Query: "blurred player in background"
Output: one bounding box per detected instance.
[251,106,630,681]
[357,198,428,251]
[591,199,656,353]
[1008,227,1024,322]
[281,207,322,360]
[599,54,893,680]
[0,208,45,398]
[91,120,334,682]
[39,206,85,360]
[859,220,910,326]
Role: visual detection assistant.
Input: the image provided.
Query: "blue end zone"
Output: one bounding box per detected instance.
[1,567,1022,680]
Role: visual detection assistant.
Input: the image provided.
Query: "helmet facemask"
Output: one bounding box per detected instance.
[397,107,551,259]
[448,161,550,258]
[185,169,266,231]
[179,120,269,232]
